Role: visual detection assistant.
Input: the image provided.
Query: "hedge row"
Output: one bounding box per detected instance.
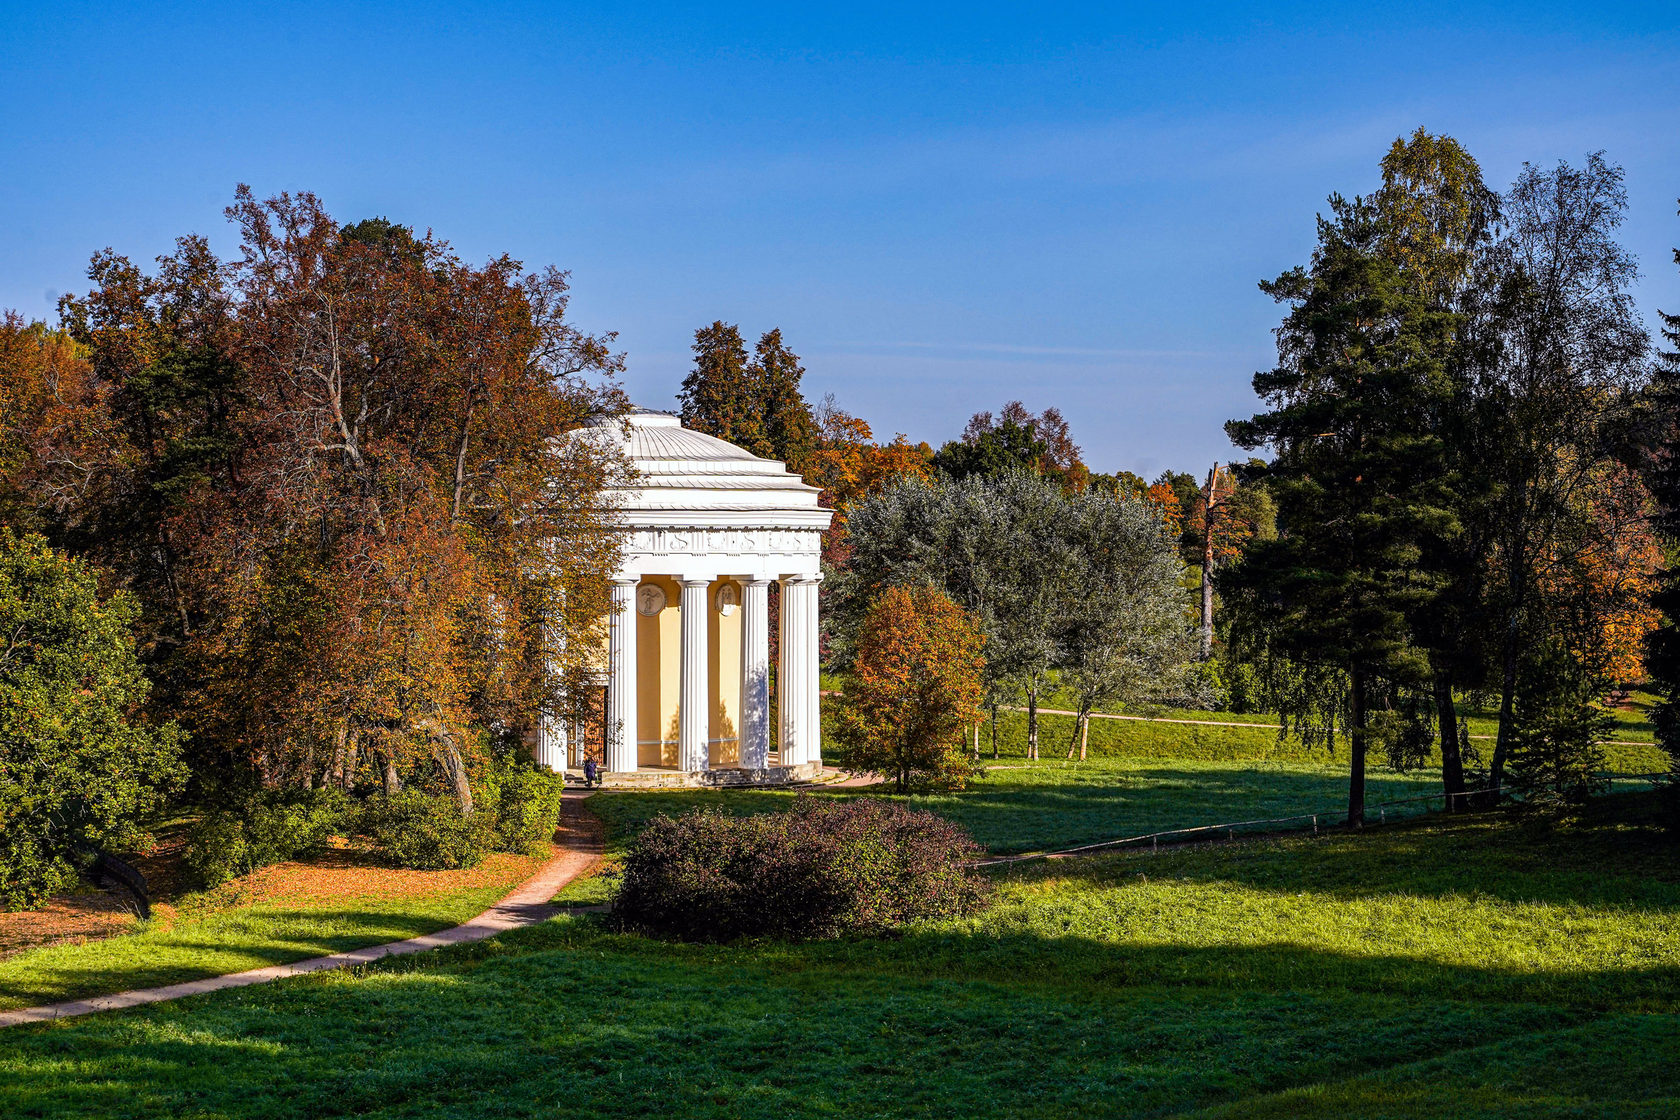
[184,758,568,887]
[967,709,1670,773]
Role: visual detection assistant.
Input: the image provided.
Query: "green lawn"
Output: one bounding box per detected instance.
[913,702,1669,773]
[4,792,1675,1118]
[585,757,1442,861]
[0,859,541,1013]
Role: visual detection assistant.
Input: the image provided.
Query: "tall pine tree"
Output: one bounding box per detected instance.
[1644,201,1680,773]
[748,328,816,466]
[1373,128,1499,809]
[1223,196,1456,826]
[679,322,764,449]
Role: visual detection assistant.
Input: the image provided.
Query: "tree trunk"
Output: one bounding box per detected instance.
[331,724,349,788]
[1348,665,1368,828]
[990,702,999,760]
[1080,714,1089,760]
[451,398,477,521]
[1026,681,1040,761]
[433,741,474,816]
[1200,464,1218,659]
[381,752,402,796]
[1433,674,1466,811]
[1490,510,1531,804]
[1491,616,1521,803]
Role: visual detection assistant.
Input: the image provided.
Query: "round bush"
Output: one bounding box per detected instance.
[612,796,990,941]
[362,790,494,870]
[184,787,350,888]
[482,758,567,856]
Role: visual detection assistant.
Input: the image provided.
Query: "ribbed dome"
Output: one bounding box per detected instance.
[602,410,760,462]
[582,409,832,531]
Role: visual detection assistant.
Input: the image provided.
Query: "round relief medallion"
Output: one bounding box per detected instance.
[635,583,667,616]
[716,581,740,615]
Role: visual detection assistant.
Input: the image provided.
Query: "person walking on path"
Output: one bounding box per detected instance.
[583,755,599,789]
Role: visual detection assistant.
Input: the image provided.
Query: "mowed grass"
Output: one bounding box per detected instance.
[834,696,1668,773]
[3,793,1676,1119]
[586,757,1442,861]
[0,852,548,1013]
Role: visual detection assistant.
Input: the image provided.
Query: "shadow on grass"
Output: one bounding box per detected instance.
[588,761,1442,857]
[1,917,1674,1119]
[1183,1010,1680,1119]
[0,909,472,1011]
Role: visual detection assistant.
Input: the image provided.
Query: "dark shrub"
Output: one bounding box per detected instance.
[482,757,567,856]
[185,787,350,888]
[362,790,494,870]
[613,795,990,941]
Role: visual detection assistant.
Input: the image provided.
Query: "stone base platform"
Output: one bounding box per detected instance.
[566,761,826,790]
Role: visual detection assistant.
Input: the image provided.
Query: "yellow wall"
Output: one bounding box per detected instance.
[634,577,742,768]
[636,577,679,767]
[710,580,741,765]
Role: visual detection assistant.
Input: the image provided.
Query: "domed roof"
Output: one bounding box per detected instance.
[582,409,832,531]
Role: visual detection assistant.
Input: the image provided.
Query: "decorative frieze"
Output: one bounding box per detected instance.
[625,527,821,558]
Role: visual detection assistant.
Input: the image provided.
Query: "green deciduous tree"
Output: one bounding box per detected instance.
[0,529,183,909]
[831,470,1190,761]
[1477,155,1649,799]
[932,401,1089,491]
[1059,487,1193,758]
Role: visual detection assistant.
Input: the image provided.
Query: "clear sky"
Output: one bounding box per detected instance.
[3,3,1677,476]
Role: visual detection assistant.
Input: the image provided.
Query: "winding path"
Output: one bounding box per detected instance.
[0,789,605,1031]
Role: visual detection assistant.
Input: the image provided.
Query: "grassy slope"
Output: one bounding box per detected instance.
[834,694,1667,773]
[0,863,538,1013]
[3,793,1675,1119]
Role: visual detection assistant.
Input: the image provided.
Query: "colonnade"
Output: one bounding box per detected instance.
[603,573,821,773]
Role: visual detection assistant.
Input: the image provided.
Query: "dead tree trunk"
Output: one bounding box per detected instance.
[1026,679,1040,761]
[1199,463,1219,660]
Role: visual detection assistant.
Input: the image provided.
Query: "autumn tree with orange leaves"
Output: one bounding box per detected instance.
[1,189,627,812]
[837,585,984,791]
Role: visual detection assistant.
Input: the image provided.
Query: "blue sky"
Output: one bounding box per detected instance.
[3,3,1677,475]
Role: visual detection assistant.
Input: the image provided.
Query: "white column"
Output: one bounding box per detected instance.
[797,574,823,769]
[679,578,711,772]
[606,579,638,772]
[537,712,568,772]
[740,578,772,769]
[536,613,567,772]
[777,579,797,765]
[779,575,821,767]
[802,574,822,769]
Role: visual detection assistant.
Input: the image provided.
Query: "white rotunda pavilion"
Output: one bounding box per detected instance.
[536,409,833,786]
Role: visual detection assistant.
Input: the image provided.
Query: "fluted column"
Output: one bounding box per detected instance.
[798,574,823,769]
[535,613,567,772]
[740,579,772,769]
[606,579,638,772]
[679,578,711,772]
[537,711,568,772]
[779,575,821,767]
